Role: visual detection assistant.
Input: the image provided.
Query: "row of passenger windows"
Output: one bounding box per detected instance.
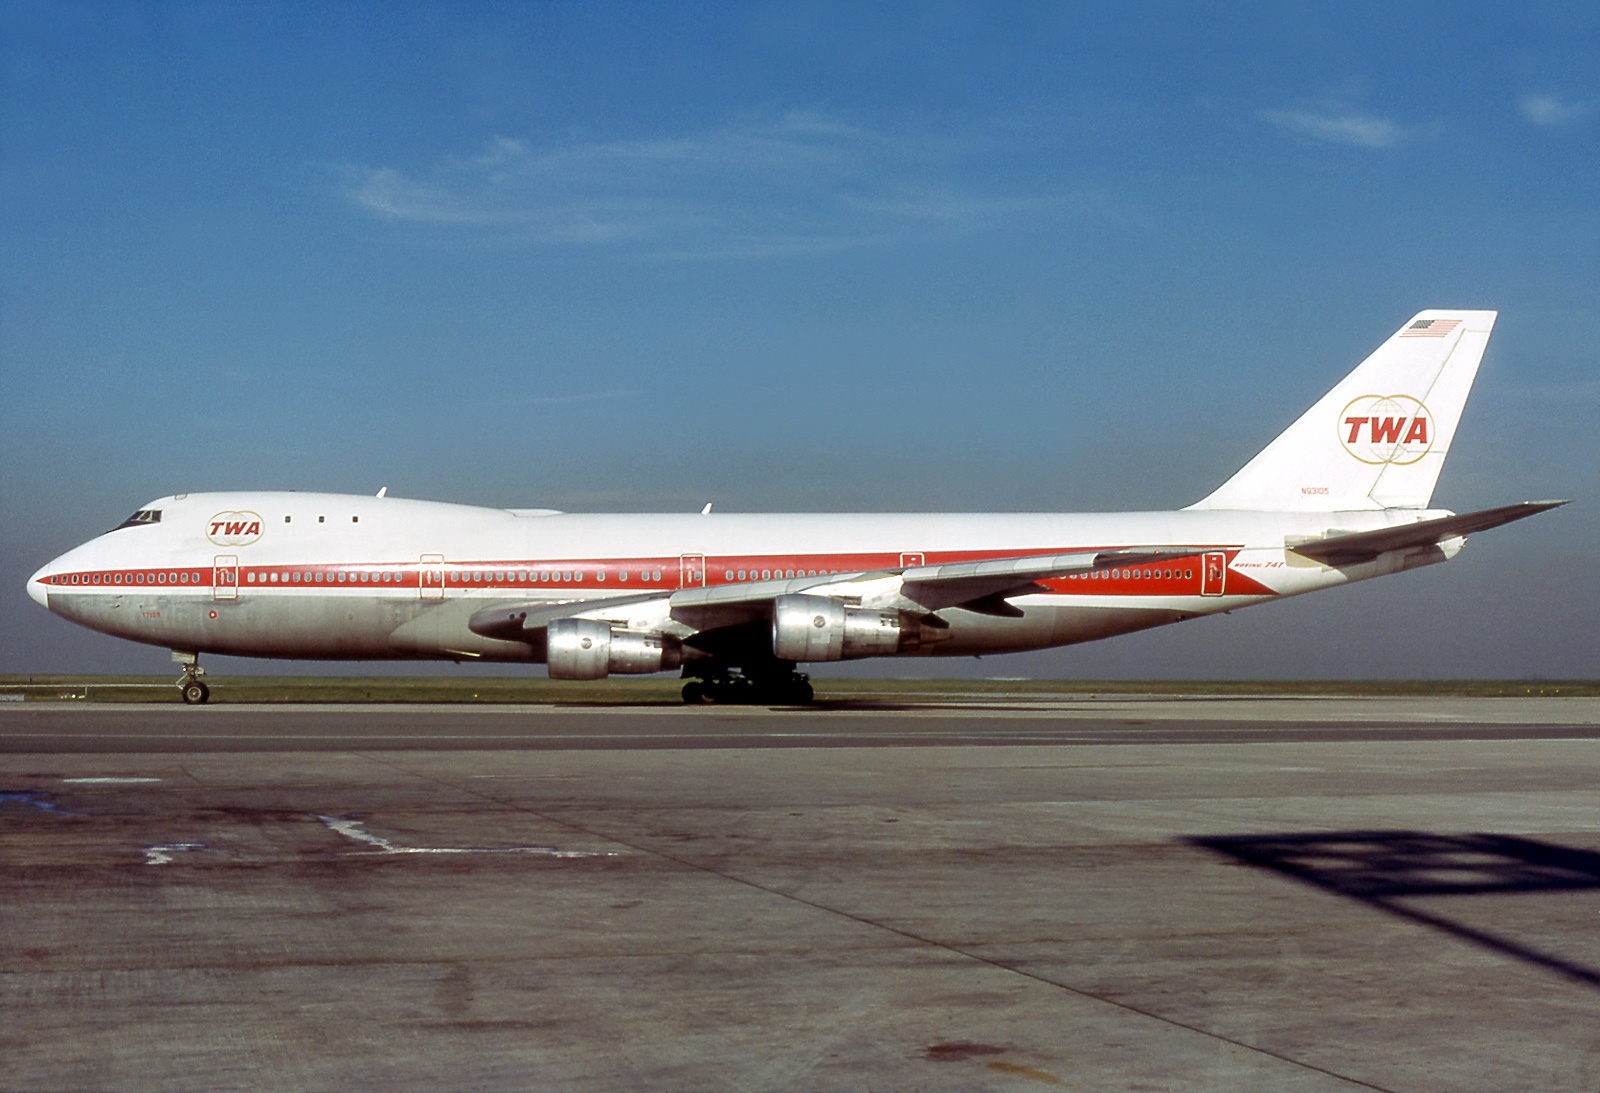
[57,571,201,585]
[55,564,1200,589]
[248,570,394,584]
[726,568,839,581]
[56,566,823,587]
[1070,568,1194,581]
[449,569,665,584]
[241,569,674,585]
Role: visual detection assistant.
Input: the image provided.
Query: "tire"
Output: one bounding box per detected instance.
[181,681,210,705]
[747,678,810,706]
[771,679,813,706]
[710,678,749,705]
[681,680,707,704]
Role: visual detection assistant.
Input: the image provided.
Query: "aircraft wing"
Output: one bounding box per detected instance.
[1288,500,1568,567]
[896,548,1199,611]
[472,544,1226,642]
[670,547,1201,626]
[466,593,668,642]
[669,573,875,629]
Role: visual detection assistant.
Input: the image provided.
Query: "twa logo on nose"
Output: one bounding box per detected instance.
[206,511,264,546]
[1338,395,1435,466]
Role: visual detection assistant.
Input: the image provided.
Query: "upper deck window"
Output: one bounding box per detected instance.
[113,509,162,531]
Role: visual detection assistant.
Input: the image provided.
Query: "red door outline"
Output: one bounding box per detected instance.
[1201,552,1227,596]
[899,552,924,569]
[680,554,706,588]
[419,554,445,600]
[213,555,238,601]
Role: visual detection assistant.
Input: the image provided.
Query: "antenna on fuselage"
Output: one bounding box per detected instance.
[376,486,388,498]
[701,502,713,514]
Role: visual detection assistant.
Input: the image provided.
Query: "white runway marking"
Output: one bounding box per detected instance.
[64,777,162,784]
[314,815,610,858]
[144,843,205,865]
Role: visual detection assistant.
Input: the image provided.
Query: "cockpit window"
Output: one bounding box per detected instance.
[113,509,162,531]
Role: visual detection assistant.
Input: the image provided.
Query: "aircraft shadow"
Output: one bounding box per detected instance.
[1188,831,1600,990]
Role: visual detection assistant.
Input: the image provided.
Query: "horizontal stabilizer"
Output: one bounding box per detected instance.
[1288,500,1568,566]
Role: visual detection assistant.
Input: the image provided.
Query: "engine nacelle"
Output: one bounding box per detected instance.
[772,594,942,662]
[546,618,681,680]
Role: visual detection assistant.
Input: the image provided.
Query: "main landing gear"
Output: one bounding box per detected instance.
[682,669,814,706]
[173,651,210,705]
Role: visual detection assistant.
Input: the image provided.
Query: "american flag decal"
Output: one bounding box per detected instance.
[1399,318,1461,338]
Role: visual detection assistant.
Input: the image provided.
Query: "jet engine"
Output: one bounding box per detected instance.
[546,618,682,680]
[771,594,946,662]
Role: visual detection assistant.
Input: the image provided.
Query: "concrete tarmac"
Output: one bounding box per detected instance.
[3,697,1599,1091]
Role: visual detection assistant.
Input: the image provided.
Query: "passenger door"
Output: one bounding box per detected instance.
[419,554,445,600]
[213,555,238,601]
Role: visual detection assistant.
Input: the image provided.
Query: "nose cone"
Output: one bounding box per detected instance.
[27,565,52,608]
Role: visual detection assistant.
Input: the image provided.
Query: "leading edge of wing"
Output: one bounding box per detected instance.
[467,592,667,642]
[897,548,1203,611]
[1288,500,1569,567]
[672,547,1205,620]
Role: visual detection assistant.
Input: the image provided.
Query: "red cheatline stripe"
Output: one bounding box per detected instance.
[43,548,1275,598]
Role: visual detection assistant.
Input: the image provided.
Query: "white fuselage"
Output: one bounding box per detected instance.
[28,491,1455,665]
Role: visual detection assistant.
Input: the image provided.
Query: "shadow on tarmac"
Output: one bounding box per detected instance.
[1189,831,1600,990]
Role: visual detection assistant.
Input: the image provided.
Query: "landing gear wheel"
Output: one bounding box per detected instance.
[767,678,813,705]
[705,677,741,705]
[684,675,748,705]
[750,674,814,706]
[683,671,812,706]
[181,680,210,705]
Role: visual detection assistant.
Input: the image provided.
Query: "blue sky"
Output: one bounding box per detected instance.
[3,2,1596,677]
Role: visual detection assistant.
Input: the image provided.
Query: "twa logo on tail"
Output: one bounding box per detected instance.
[1338,395,1434,465]
[207,511,264,547]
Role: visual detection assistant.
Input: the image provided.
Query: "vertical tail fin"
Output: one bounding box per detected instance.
[1187,310,1497,512]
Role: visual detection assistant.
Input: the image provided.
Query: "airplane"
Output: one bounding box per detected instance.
[27,309,1565,706]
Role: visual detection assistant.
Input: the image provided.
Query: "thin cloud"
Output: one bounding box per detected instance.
[1260,107,1404,148]
[1519,94,1592,128]
[334,112,1091,256]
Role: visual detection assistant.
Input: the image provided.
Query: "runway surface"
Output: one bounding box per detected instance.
[4,697,1599,1091]
[6,696,1599,753]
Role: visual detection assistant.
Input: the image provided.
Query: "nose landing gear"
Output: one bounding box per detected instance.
[172,651,210,705]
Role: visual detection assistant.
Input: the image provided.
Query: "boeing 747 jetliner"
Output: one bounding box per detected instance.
[28,310,1564,704]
